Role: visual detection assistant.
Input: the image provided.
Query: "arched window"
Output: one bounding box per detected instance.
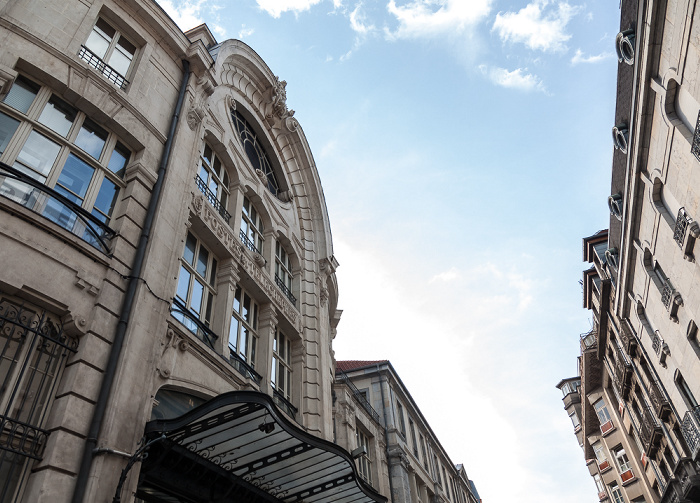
[196,142,230,222]
[151,388,206,420]
[240,197,264,255]
[231,108,280,196]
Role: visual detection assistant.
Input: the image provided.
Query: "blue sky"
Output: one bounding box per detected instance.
[161,0,620,501]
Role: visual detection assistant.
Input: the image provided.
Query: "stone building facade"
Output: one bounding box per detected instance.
[334,361,480,503]
[559,0,700,499]
[0,0,387,502]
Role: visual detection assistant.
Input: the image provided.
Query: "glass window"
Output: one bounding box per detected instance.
[231,108,280,196]
[595,398,612,424]
[356,427,372,485]
[593,442,607,464]
[569,410,580,429]
[409,418,418,455]
[229,285,258,367]
[271,329,292,400]
[82,18,136,82]
[609,482,624,503]
[0,76,131,235]
[240,197,264,254]
[396,401,406,436]
[613,446,631,473]
[174,232,217,333]
[275,241,294,300]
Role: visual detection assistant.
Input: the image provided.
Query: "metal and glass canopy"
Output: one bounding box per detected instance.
[137,390,386,503]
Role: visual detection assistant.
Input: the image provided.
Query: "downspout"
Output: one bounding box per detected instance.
[377,364,396,503]
[71,59,191,503]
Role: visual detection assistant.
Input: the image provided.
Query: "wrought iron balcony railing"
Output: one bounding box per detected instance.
[0,163,116,254]
[335,369,381,425]
[225,348,262,384]
[692,110,700,162]
[640,404,663,456]
[273,389,297,418]
[674,207,693,247]
[195,175,231,224]
[170,299,218,350]
[661,281,674,310]
[275,274,297,306]
[681,406,700,459]
[239,229,262,255]
[613,355,632,400]
[649,378,672,420]
[78,45,129,90]
[652,330,664,355]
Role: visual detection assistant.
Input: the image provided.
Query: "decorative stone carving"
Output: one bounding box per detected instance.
[255,168,268,184]
[190,193,301,330]
[186,76,215,130]
[158,327,189,379]
[285,116,299,133]
[277,190,294,203]
[269,76,295,121]
[320,286,329,307]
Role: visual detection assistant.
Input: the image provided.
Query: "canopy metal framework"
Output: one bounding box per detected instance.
[137,391,387,503]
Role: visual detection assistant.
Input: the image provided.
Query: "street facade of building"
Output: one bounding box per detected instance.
[334,361,481,503]
[0,1,482,502]
[559,0,700,500]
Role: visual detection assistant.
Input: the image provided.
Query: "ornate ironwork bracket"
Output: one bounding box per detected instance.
[112,434,166,503]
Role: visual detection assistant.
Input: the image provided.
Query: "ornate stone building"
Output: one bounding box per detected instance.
[0,0,385,502]
[334,361,481,503]
[559,0,700,498]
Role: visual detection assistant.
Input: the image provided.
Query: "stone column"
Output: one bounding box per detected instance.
[213,258,239,355]
[257,303,277,394]
[388,446,413,503]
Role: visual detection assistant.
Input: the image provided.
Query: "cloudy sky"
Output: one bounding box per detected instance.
[161,0,619,501]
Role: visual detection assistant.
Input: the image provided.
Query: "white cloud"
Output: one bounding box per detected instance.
[429,267,461,283]
[492,0,581,52]
[479,65,547,93]
[238,25,255,39]
[384,0,492,40]
[256,0,324,18]
[570,49,614,65]
[159,0,207,32]
[339,4,376,61]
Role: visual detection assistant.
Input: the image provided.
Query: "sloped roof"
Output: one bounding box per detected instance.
[336,360,388,373]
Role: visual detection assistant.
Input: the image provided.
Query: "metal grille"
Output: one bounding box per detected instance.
[674,208,692,247]
[335,370,381,425]
[661,282,673,310]
[681,407,700,459]
[77,45,129,90]
[273,389,297,418]
[0,163,116,254]
[652,331,663,354]
[240,229,262,255]
[692,111,700,162]
[0,298,77,501]
[275,274,297,306]
[195,175,231,224]
[170,299,218,350]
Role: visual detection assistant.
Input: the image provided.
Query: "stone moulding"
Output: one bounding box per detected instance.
[191,193,301,330]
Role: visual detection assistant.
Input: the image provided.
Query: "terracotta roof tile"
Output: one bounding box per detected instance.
[335,360,388,372]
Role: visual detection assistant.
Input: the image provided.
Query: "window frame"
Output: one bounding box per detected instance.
[174,232,217,333]
[240,196,264,255]
[229,284,259,368]
[355,426,373,485]
[0,75,130,247]
[271,328,292,401]
[80,17,137,89]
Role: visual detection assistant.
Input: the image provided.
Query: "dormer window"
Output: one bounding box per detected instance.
[80,18,136,90]
[231,108,280,196]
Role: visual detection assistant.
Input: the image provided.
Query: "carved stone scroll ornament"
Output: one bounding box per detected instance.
[186,76,215,130]
[157,328,189,379]
[267,76,295,121]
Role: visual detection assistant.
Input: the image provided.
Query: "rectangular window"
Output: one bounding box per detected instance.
[271,329,292,400]
[229,285,258,368]
[79,18,136,89]
[0,76,130,252]
[356,427,372,485]
[173,232,217,342]
[609,482,624,503]
[595,398,613,433]
[409,418,418,456]
[570,410,581,429]
[396,400,406,436]
[420,434,428,469]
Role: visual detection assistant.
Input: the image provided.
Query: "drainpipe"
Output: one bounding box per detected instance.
[71,59,191,503]
[377,364,396,503]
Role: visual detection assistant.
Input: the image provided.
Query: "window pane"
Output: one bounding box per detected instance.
[183,233,196,265]
[92,177,118,219]
[107,142,129,177]
[196,246,209,278]
[176,267,191,302]
[0,112,20,154]
[240,326,248,357]
[55,154,95,202]
[4,76,40,114]
[190,280,204,315]
[85,19,114,59]
[38,95,77,137]
[209,258,217,287]
[15,131,61,180]
[229,316,239,351]
[75,118,107,159]
[109,42,134,77]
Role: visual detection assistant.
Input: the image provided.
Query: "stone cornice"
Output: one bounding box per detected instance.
[191,192,301,331]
